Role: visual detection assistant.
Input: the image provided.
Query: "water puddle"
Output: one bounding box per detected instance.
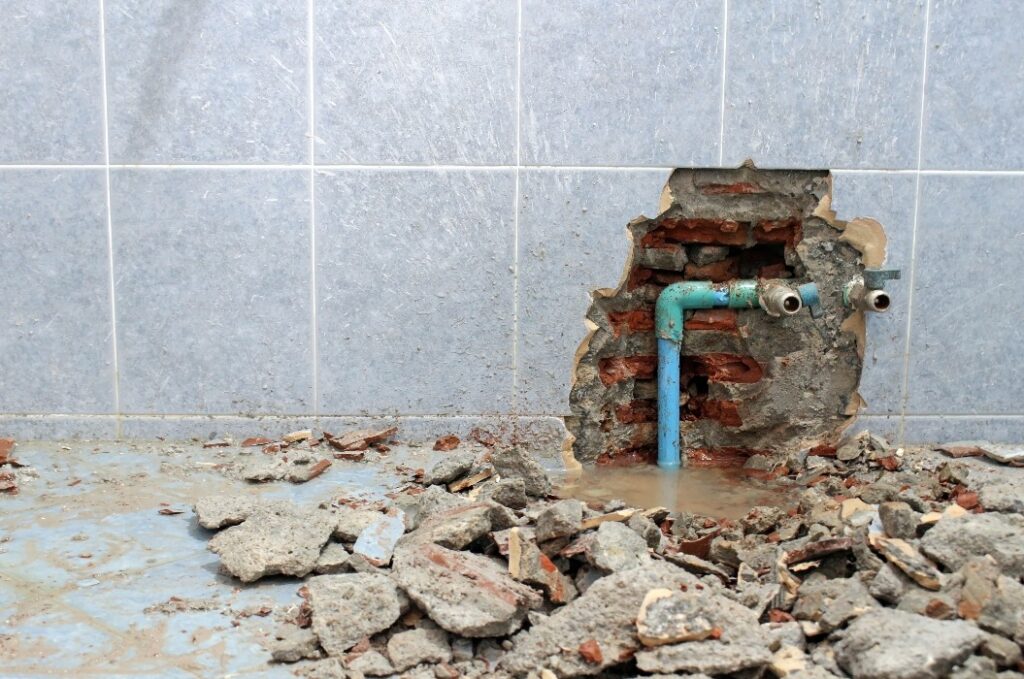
[556,465,792,519]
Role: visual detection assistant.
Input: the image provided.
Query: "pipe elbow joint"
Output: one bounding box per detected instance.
[844,279,892,313]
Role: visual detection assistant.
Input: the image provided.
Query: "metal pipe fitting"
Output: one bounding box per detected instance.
[844,279,891,313]
[760,283,803,317]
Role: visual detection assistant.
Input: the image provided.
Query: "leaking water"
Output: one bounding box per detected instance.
[556,465,792,519]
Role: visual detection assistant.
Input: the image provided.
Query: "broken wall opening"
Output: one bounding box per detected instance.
[567,167,884,467]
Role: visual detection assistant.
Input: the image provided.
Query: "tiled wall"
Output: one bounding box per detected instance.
[2,0,1021,447]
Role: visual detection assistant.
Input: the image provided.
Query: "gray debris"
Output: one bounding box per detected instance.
[491,447,552,498]
[402,502,510,550]
[535,499,584,542]
[331,507,383,542]
[307,573,404,656]
[834,609,984,679]
[345,650,394,676]
[424,451,477,486]
[741,505,785,534]
[878,501,920,539]
[193,494,261,529]
[392,543,542,637]
[208,505,335,582]
[587,521,651,572]
[481,477,529,509]
[979,481,1024,514]
[981,633,1023,668]
[314,543,351,574]
[634,593,772,675]
[268,626,322,663]
[387,627,452,672]
[868,563,908,605]
[627,512,664,550]
[921,513,1024,578]
[689,244,730,266]
[243,451,332,483]
[502,561,699,677]
[793,577,879,634]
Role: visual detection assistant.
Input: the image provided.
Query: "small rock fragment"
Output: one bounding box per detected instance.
[587,521,651,572]
[491,447,551,498]
[637,589,717,646]
[871,536,943,590]
[193,494,261,529]
[921,513,1024,578]
[878,501,920,539]
[332,507,383,541]
[834,608,984,679]
[307,573,403,656]
[352,510,406,566]
[208,506,335,582]
[314,543,351,574]
[345,649,394,676]
[392,544,542,637]
[424,451,476,486]
[433,435,461,452]
[535,500,583,542]
[269,626,322,663]
[387,627,452,672]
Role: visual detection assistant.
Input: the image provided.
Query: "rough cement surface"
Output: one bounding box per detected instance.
[834,609,984,679]
[307,573,403,656]
[386,627,452,672]
[207,505,335,582]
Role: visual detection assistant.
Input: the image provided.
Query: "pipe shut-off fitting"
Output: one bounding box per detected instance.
[759,281,822,318]
[844,267,901,313]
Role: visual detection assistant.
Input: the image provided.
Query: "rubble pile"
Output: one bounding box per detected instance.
[193,432,1024,679]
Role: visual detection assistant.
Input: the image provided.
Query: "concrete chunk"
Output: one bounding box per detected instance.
[392,543,542,637]
[921,513,1024,578]
[208,506,335,582]
[535,500,584,542]
[387,627,451,672]
[307,573,403,656]
[491,447,551,498]
[587,521,651,572]
[834,609,984,679]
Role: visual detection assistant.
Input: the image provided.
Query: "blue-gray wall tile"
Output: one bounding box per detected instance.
[903,416,1024,444]
[316,169,515,415]
[831,171,916,415]
[0,170,114,413]
[0,1,103,163]
[104,0,308,163]
[906,175,1024,414]
[922,1,1024,170]
[520,0,722,166]
[111,170,312,414]
[516,169,670,414]
[724,1,926,169]
[0,416,118,441]
[315,0,515,164]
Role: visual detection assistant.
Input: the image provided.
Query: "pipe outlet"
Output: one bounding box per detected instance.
[760,283,803,317]
[844,280,891,313]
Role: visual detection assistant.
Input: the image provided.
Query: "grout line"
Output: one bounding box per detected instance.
[308,0,318,416]
[97,0,121,437]
[898,0,932,445]
[717,0,729,166]
[511,0,523,426]
[5,163,1024,175]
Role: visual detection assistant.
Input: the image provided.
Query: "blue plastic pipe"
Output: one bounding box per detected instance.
[656,280,817,469]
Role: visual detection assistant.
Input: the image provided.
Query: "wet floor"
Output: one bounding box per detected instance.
[557,464,791,519]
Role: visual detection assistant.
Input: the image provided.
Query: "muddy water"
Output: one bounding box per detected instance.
[556,465,792,519]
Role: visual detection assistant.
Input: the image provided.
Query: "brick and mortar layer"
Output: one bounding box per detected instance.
[567,167,881,467]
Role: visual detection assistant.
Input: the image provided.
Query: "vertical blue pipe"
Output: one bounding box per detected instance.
[657,337,681,469]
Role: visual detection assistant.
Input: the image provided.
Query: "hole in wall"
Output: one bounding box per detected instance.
[565,166,887,468]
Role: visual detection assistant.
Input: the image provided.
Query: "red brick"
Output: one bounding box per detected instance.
[683,257,739,282]
[683,353,764,383]
[699,182,765,195]
[615,399,656,424]
[686,447,761,468]
[696,399,743,427]
[596,446,657,467]
[642,218,748,247]
[757,262,791,279]
[598,355,657,386]
[685,309,739,332]
[607,309,655,337]
[754,217,802,245]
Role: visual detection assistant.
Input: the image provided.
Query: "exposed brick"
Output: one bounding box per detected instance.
[754,217,802,246]
[642,217,748,247]
[683,353,764,384]
[683,257,740,282]
[597,355,657,386]
[757,262,791,279]
[685,309,739,332]
[699,182,765,195]
[686,447,761,468]
[607,309,655,337]
[690,399,743,427]
[596,447,657,467]
[614,399,656,424]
